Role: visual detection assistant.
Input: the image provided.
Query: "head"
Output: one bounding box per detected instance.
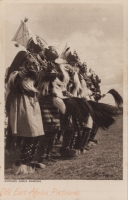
[66,50,80,64]
[87,68,93,78]
[27,36,45,54]
[80,62,87,74]
[44,46,59,61]
[91,73,101,88]
[71,62,82,73]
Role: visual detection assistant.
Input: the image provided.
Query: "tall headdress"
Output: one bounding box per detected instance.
[12,18,47,53]
[12,18,34,48]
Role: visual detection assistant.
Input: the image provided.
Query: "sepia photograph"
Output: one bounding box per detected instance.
[3,2,124,181]
[0,1,127,200]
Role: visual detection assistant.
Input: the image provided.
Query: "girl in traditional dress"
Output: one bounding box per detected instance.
[6,52,46,174]
[37,46,63,162]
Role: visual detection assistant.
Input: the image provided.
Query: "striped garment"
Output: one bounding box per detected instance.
[39,96,60,131]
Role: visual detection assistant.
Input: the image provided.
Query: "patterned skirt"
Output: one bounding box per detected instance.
[39,96,60,131]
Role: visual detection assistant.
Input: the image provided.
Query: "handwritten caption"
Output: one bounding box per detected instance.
[0,187,80,198]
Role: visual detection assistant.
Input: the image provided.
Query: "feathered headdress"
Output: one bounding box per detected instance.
[60,44,80,64]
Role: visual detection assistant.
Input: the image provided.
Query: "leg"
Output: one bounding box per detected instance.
[16,136,23,150]
[81,127,92,152]
[11,136,18,151]
[89,122,99,144]
[45,131,57,161]
[55,130,63,144]
[37,135,48,163]
[38,132,57,163]
[59,129,78,157]
[18,137,34,164]
[14,137,45,174]
[5,123,13,153]
[74,130,83,150]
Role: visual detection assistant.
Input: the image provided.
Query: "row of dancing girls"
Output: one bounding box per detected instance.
[5,38,122,174]
[37,46,122,159]
[5,20,123,174]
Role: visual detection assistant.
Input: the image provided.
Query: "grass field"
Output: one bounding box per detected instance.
[5,115,123,180]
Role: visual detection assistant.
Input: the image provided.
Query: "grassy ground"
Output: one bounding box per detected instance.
[5,115,123,180]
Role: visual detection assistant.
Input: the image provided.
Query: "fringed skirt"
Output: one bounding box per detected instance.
[39,96,61,131]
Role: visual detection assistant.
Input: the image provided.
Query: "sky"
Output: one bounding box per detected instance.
[4,3,123,101]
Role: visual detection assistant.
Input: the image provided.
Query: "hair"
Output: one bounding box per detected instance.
[6,51,27,83]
